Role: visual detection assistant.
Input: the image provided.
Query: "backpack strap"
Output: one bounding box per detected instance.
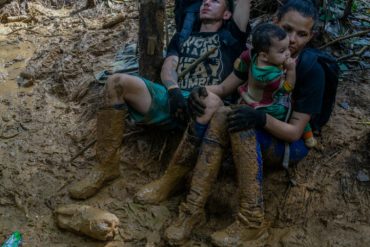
[297,48,339,132]
[177,1,202,44]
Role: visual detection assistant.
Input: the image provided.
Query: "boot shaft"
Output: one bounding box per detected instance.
[230,130,265,228]
[96,108,126,166]
[168,125,202,169]
[186,107,231,209]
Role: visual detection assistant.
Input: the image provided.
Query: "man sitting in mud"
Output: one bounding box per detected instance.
[138,0,325,245]
[68,0,252,200]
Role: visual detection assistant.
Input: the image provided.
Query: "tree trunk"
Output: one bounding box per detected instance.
[138,0,165,82]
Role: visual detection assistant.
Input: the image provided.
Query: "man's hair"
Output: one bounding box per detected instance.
[252,23,287,55]
[277,0,319,30]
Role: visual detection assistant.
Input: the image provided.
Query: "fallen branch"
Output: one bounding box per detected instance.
[102,14,126,29]
[69,139,96,162]
[319,29,370,49]
[356,121,370,125]
[78,13,88,28]
[338,45,369,61]
[178,47,217,79]
[157,136,168,162]
[6,26,37,35]
[349,16,370,24]
[5,15,32,23]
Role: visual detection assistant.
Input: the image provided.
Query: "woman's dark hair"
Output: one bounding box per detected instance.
[277,0,319,30]
[252,23,287,55]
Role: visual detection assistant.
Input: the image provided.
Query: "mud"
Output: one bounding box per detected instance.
[0,1,370,247]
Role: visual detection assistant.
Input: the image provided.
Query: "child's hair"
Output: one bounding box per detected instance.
[252,23,287,55]
[277,0,319,30]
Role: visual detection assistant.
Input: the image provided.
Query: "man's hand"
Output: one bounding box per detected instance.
[168,88,189,125]
[188,86,208,118]
[227,106,266,132]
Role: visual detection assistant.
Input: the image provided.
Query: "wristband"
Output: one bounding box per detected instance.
[282,80,294,92]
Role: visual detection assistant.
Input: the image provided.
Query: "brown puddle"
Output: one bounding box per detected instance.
[0,36,35,112]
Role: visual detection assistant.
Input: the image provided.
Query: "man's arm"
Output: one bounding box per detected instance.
[206,72,244,98]
[232,0,251,32]
[160,55,180,89]
[264,111,310,142]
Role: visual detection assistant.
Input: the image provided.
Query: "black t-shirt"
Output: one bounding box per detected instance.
[292,53,325,115]
[166,20,247,92]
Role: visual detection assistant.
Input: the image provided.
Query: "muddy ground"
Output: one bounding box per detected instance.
[0,1,369,246]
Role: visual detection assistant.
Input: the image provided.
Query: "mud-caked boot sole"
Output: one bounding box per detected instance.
[135,163,191,204]
[211,220,269,247]
[134,179,170,205]
[69,170,120,200]
[55,204,119,241]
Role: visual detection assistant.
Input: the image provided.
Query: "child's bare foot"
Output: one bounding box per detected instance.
[304,137,317,148]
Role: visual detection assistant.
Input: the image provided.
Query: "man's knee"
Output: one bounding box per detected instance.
[195,93,223,124]
[105,73,142,105]
[203,92,223,109]
[105,74,130,96]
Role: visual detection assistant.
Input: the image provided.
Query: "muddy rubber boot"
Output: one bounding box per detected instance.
[165,107,230,245]
[135,126,201,204]
[69,108,126,199]
[211,130,269,247]
[55,204,120,241]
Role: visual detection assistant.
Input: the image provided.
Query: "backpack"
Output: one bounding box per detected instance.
[296,48,340,133]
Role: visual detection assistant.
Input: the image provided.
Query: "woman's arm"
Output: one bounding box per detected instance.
[264,111,310,142]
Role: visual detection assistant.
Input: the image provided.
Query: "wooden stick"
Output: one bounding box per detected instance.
[178,47,217,79]
[7,26,37,35]
[349,16,370,24]
[70,139,96,162]
[319,29,370,49]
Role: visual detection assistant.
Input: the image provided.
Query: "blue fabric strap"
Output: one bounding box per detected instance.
[194,121,208,138]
